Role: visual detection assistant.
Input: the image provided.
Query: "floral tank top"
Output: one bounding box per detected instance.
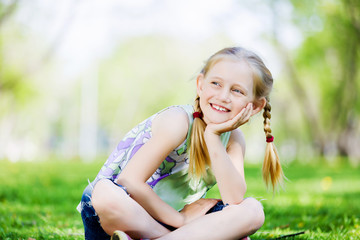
[91,105,231,211]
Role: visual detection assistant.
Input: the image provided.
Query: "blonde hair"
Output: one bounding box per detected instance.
[188,47,284,190]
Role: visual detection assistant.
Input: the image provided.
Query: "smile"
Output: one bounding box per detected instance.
[211,103,230,112]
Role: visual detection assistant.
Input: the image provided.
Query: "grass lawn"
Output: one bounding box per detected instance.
[0,159,359,239]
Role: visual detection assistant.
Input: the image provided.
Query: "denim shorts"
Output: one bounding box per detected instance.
[80,180,229,239]
[80,180,128,240]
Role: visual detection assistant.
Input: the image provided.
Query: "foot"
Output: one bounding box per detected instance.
[111,230,132,240]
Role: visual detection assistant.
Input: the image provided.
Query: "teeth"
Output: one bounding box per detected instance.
[213,104,227,112]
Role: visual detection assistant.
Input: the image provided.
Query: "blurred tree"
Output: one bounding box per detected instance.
[271,0,360,161]
[0,0,18,28]
[0,0,35,113]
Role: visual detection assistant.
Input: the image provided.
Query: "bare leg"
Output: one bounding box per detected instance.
[156,197,264,240]
[91,179,170,239]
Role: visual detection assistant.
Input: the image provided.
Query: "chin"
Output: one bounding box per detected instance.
[205,115,230,125]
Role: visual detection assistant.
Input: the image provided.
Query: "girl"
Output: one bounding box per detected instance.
[78,47,284,240]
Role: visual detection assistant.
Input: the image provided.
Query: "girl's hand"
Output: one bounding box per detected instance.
[179,198,220,226]
[205,103,253,136]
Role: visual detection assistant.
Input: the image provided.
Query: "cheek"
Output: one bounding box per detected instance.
[200,86,214,97]
[199,88,213,103]
[198,96,208,111]
[233,99,249,112]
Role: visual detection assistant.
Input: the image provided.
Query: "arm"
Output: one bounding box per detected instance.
[205,128,247,204]
[116,107,189,228]
[204,103,253,205]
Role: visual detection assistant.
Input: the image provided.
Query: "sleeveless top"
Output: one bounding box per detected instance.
[90,105,231,211]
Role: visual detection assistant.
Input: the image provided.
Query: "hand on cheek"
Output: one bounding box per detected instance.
[205,103,253,136]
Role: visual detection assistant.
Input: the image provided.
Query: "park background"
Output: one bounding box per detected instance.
[0,0,359,239]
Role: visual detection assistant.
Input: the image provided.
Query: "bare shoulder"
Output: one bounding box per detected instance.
[152,106,190,145]
[227,128,246,156]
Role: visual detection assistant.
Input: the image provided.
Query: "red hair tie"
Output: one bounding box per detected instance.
[266,136,274,143]
[193,112,202,119]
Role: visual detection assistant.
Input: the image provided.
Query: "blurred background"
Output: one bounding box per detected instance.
[1,0,359,165]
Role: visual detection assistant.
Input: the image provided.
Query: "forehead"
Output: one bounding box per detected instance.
[206,59,254,87]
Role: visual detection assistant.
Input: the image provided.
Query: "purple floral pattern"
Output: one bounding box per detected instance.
[92,105,194,187]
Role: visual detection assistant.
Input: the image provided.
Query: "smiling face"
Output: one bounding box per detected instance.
[196,59,256,124]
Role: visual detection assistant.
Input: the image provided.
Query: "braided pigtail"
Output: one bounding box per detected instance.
[188,96,210,180]
[262,99,284,190]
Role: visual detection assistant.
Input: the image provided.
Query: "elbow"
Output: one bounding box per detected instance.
[236,182,247,204]
[116,175,150,199]
[238,185,248,204]
[227,183,247,205]
[116,175,129,187]
[239,183,247,202]
[116,175,142,192]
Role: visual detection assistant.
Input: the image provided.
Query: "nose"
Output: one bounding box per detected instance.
[218,89,231,103]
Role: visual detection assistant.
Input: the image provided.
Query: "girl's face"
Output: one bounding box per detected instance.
[197,59,257,124]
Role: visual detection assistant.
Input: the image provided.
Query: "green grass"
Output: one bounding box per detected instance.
[0,159,359,239]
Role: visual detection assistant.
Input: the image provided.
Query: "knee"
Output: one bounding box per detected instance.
[91,180,125,218]
[91,180,131,234]
[242,197,265,233]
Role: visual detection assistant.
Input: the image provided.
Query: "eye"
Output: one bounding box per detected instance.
[211,81,221,87]
[232,88,244,95]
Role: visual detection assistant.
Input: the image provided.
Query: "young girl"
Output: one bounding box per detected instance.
[78,47,284,240]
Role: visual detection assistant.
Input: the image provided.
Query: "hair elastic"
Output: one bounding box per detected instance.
[193,112,203,119]
[266,136,274,143]
[266,136,274,142]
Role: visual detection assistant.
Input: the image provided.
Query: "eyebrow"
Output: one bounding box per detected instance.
[210,76,224,81]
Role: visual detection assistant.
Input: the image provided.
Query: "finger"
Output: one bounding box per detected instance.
[207,198,221,205]
[232,106,250,127]
[239,103,253,124]
[244,103,252,116]
[233,107,247,123]
[200,198,220,208]
[241,103,252,118]
[202,201,219,213]
[243,104,253,121]
[199,198,219,205]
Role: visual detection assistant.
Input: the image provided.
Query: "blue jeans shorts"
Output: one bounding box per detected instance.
[80,180,229,239]
[80,180,128,240]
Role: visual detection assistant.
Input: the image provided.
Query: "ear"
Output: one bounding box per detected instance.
[196,73,205,96]
[251,97,266,117]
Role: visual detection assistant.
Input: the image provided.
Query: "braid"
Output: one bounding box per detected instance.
[189,96,210,180]
[194,96,201,113]
[263,100,272,138]
[262,98,284,190]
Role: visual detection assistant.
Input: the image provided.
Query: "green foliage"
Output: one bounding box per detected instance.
[207,160,360,239]
[0,67,35,106]
[292,0,360,131]
[0,160,102,239]
[0,159,359,239]
[0,38,36,116]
